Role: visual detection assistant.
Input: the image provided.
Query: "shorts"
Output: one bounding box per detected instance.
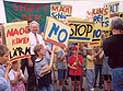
[70,75,80,81]
[58,69,65,80]
[103,75,112,81]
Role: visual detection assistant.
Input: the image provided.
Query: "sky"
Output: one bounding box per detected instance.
[0,0,121,23]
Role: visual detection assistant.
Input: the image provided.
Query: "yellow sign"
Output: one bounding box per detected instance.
[4,21,30,61]
[105,2,120,17]
[92,7,110,30]
[44,17,70,47]
[89,23,102,47]
[68,21,94,42]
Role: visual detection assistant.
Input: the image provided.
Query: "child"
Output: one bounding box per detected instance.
[68,45,83,91]
[86,47,95,91]
[9,61,25,91]
[0,45,12,91]
[34,44,53,91]
[55,47,67,91]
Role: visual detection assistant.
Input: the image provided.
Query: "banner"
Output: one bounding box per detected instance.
[44,17,70,47]
[4,1,60,32]
[4,21,30,61]
[68,21,94,42]
[50,4,72,20]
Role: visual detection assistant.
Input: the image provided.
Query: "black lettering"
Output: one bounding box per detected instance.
[25,47,30,55]
[78,25,86,36]
[86,24,93,37]
[16,47,24,56]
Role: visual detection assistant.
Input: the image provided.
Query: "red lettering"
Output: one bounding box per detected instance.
[104,8,108,15]
[13,3,18,11]
[66,6,72,14]
[12,37,29,45]
[51,5,59,12]
[7,28,15,37]
[92,8,108,15]
[34,15,41,21]
[36,6,41,12]
[6,26,28,37]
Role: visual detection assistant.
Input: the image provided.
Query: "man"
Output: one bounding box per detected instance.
[21,21,45,91]
[103,17,123,91]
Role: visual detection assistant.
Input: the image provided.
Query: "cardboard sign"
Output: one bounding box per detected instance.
[4,21,30,61]
[93,7,110,30]
[44,17,70,47]
[50,4,72,20]
[89,24,102,47]
[68,21,94,42]
[105,2,119,17]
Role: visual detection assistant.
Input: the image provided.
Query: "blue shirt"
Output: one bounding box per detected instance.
[0,65,10,91]
[56,49,65,69]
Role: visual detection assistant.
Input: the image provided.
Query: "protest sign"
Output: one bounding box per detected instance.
[105,2,120,17]
[4,1,60,32]
[4,21,30,61]
[93,7,110,30]
[44,17,70,48]
[50,4,72,20]
[68,20,94,42]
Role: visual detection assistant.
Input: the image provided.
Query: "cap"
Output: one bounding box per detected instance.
[71,45,77,51]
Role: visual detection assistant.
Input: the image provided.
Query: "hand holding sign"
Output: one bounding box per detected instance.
[44,17,70,70]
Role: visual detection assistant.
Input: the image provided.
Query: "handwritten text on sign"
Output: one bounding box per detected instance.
[93,7,110,30]
[4,21,30,61]
[68,22,94,42]
[44,17,70,47]
[50,4,72,20]
[90,23,102,47]
[105,2,119,17]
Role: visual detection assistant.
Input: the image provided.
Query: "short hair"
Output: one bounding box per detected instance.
[111,17,123,30]
[34,44,44,56]
[0,45,9,57]
[29,21,39,31]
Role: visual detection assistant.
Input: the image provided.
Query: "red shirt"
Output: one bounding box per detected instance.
[68,55,83,76]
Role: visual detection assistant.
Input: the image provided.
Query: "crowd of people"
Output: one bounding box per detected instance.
[0,16,123,91]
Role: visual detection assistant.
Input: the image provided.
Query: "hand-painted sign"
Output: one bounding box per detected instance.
[89,24,102,47]
[105,2,119,17]
[93,7,110,30]
[4,21,30,61]
[44,17,70,47]
[4,1,60,32]
[68,21,94,42]
[50,4,72,20]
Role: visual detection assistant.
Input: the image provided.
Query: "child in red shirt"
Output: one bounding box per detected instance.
[68,45,83,91]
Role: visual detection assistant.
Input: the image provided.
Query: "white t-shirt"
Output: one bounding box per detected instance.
[9,69,24,81]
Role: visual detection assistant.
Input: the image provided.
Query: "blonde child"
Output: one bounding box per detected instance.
[34,44,53,91]
[86,48,95,91]
[9,61,25,91]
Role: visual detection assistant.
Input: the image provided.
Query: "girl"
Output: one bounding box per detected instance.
[0,45,12,91]
[86,47,95,91]
[9,61,25,91]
